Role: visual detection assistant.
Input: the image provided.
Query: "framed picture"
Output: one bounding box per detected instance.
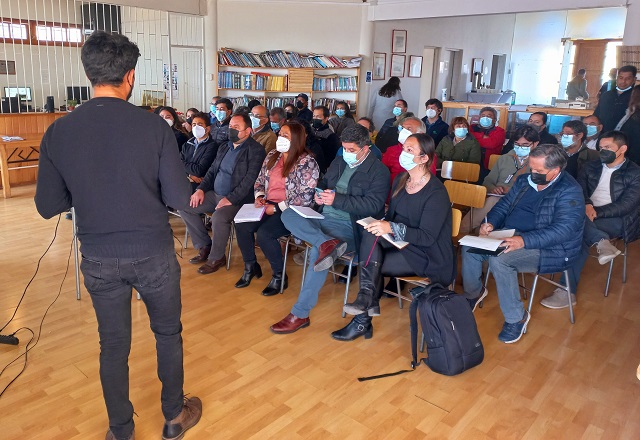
[372,52,386,80]
[408,55,422,78]
[391,30,407,53]
[390,54,406,77]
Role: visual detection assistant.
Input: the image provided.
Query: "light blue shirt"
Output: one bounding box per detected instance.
[527,172,562,192]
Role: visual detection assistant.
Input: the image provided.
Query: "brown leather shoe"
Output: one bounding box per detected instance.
[162,396,202,440]
[197,256,226,274]
[313,239,347,272]
[188,246,211,264]
[270,313,310,334]
[105,429,134,440]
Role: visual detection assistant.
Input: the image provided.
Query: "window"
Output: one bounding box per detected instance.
[0,21,28,40]
[35,25,83,43]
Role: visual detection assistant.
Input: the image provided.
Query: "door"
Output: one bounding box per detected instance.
[572,40,607,100]
[433,49,455,101]
[183,49,203,111]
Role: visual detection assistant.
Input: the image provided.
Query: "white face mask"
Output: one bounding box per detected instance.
[275,136,291,153]
[192,125,206,139]
[398,128,412,145]
[164,118,174,127]
[426,108,437,119]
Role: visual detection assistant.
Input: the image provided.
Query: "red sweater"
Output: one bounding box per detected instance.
[382,143,438,187]
[471,125,506,168]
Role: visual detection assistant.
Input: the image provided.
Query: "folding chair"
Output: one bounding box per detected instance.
[441,160,480,183]
[280,235,311,293]
[602,240,628,297]
[332,252,358,318]
[168,210,190,249]
[525,269,575,332]
[444,180,486,236]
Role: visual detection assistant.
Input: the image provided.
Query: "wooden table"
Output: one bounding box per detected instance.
[442,102,510,130]
[0,135,42,198]
[525,105,593,117]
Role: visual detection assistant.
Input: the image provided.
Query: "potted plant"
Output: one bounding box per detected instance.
[67,99,77,111]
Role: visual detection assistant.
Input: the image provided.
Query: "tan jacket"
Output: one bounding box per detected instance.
[252,127,277,153]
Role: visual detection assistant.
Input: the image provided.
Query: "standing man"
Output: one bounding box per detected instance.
[566,68,589,100]
[594,65,637,132]
[250,104,277,152]
[295,93,313,122]
[34,32,201,440]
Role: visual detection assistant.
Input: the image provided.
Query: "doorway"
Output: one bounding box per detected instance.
[418,47,436,118]
[433,49,457,101]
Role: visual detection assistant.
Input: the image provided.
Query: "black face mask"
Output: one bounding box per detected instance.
[296,101,305,109]
[285,112,293,120]
[530,171,550,185]
[527,123,542,133]
[229,128,241,143]
[312,118,324,129]
[600,149,617,164]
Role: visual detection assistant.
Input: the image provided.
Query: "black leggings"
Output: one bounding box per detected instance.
[359,229,414,277]
[234,209,289,273]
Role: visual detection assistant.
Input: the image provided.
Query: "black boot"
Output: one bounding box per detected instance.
[343,261,381,316]
[234,262,262,288]
[331,314,373,341]
[367,276,385,316]
[262,273,288,296]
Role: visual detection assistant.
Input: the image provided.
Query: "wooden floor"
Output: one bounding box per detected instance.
[1,184,639,440]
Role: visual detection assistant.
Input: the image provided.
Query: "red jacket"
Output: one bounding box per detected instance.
[471,125,506,168]
[382,143,438,189]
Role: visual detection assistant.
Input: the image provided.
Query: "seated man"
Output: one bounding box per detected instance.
[336,117,382,160]
[180,112,218,193]
[376,99,411,153]
[460,125,539,234]
[462,144,585,343]
[503,111,557,154]
[583,114,603,150]
[312,105,342,163]
[295,93,313,122]
[249,105,276,153]
[210,98,233,154]
[421,98,449,146]
[269,107,286,135]
[271,124,390,334]
[541,131,640,308]
[179,113,266,274]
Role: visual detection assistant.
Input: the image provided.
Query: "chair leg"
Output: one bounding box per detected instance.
[524,274,539,334]
[396,277,403,309]
[136,292,141,300]
[520,272,527,300]
[184,228,189,249]
[564,270,575,324]
[281,236,291,294]
[301,245,309,288]
[342,261,354,318]
[604,258,614,297]
[226,223,234,271]
[622,243,628,284]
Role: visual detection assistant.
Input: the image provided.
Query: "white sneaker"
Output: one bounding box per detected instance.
[596,239,621,265]
[540,288,576,309]
[292,252,306,266]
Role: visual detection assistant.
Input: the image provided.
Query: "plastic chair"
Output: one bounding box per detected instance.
[441,160,480,183]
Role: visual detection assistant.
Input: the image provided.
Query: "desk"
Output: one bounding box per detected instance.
[0,135,42,198]
[525,106,593,117]
[442,102,510,130]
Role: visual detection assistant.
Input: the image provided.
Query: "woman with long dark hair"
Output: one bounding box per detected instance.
[369,76,403,130]
[333,133,455,341]
[157,106,189,151]
[234,121,320,296]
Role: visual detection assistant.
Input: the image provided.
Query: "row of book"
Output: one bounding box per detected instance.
[218,71,287,91]
[312,98,356,114]
[312,75,358,92]
[222,95,356,115]
[218,48,361,69]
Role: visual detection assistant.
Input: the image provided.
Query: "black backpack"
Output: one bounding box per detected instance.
[359,283,483,381]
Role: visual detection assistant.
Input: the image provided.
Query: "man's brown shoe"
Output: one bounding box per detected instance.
[162,396,202,440]
[105,429,134,440]
[313,238,347,272]
[270,313,310,334]
[188,246,210,264]
[197,256,226,274]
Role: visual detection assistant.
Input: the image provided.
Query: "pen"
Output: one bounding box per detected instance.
[485,216,488,225]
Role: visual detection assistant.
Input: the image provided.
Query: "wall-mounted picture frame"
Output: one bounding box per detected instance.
[408,55,423,78]
[391,29,407,53]
[372,52,386,80]
[390,54,406,78]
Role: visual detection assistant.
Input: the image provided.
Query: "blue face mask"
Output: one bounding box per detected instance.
[270,122,280,131]
[250,116,261,129]
[343,150,360,167]
[561,134,574,148]
[335,109,346,118]
[479,116,493,128]
[215,109,228,122]
[399,151,421,171]
[210,104,216,114]
[513,145,530,158]
[454,127,468,138]
[392,106,402,117]
[586,125,599,137]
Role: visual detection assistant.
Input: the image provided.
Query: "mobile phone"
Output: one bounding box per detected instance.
[315,187,324,194]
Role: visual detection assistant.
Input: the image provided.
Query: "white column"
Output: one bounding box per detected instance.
[358,5,374,118]
[623,1,640,45]
[203,0,218,105]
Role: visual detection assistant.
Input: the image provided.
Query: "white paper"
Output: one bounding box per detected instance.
[487,229,515,239]
[290,205,324,219]
[458,235,505,251]
[234,204,266,223]
[357,217,409,249]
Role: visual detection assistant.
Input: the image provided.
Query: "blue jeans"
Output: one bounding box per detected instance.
[462,246,540,323]
[281,208,356,318]
[81,249,184,439]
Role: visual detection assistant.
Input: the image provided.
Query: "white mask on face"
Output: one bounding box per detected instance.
[398,128,412,145]
[192,125,206,139]
[426,108,437,119]
[165,118,174,127]
[275,136,291,153]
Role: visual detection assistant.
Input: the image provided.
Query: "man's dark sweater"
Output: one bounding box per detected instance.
[35,97,191,258]
[594,88,632,132]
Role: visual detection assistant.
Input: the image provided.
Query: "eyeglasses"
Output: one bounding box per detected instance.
[514,143,533,148]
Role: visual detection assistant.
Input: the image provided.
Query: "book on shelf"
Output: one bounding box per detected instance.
[218,48,361,69]
[218,71,286,91]
[312,75,358,92]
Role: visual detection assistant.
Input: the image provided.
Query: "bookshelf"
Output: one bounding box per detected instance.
[216,48,361,115]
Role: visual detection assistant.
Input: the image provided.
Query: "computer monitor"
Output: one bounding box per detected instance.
[66,86,91,103]
[4,87,32,102]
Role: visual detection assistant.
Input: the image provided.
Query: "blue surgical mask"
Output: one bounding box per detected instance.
[479,116,493,128]
[513,145,530,158]
[586,125,599,137]
[454,127,468,138]
[617,85,633,93]
[399,151,419,171]
[335,109,346,118]
[561,134,574,148]
[250,116,261,129]
[215,109,227,122]
[343,150,360,167]
[392,106,402,116]
[210,104,216,113]
[270,122,280,131]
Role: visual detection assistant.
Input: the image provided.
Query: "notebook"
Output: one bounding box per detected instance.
[234,204,266,223]
[290,205,324,219]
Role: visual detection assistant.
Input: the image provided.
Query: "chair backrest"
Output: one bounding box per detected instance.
[451,208,462,237]
[444,180,487,209]
[441,160,480,182]
[487,154,501,170]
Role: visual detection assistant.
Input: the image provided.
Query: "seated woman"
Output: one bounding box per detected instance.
[335,133,456,341]
[470,106,506,169]
[284,103,298,122]
[328,101,356,138]
[157,106,189,151]
[435,116,482,169]
[181,107,200,134]
[180,112,218,193]
[234,121,320,296]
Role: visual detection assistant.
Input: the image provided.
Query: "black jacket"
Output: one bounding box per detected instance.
[173,128,189,152]
[297,107,313,122]
[420,116,449,146]
[180,135,218,178]
[209,117,230,154]
[313,124,341,164]
[594,88,632,132]
[198,136,266,206]
[578,159,640,243]
[620,112,640,165]
[318,152,390,250]
[376,116,400,152]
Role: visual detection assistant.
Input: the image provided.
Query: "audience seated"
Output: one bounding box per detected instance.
[435,116,482,169]
[328,101,356,138]
[336,117,382,160]
[312,105,342,164]
[180,112,218,192]
[583,114,603,150]
[210,98,234,156]
[470,106,506,169]
[462,144,584,344]
[295,93,313,122]
[420,98,449,146]
[618,85,640,165]
[503,112,557,154]
[336,133,455,341]
[157,106,189,151]
[269,107,286,135]
[250,105,277,153]
[298,119,327,174]
[179,113,266,275]
[270,124,390,335]
[208,95,221,124]
[560,120,599,178]
[594,65,637,132]
[460,125,538,234]
[234,121,320,296]
[182,107,199,134]
[284,103,298,122]
[376,99,411,153]
[247,99,261,112]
